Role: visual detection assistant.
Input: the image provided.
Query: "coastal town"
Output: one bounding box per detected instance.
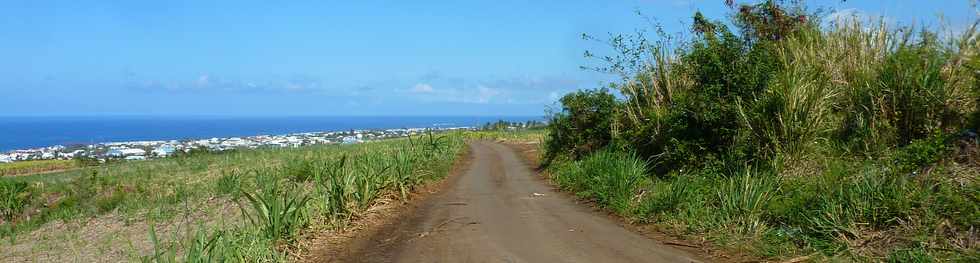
[0,127,474,163]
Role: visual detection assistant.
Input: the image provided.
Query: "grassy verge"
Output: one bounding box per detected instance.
[546,151,978,261]
[0,131,466,262]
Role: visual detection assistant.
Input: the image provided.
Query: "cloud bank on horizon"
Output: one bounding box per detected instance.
[1,0,975,116]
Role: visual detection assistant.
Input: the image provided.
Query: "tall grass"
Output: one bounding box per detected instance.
[716,171,778,235]
[552,149,649,216]
[240,176,310,241]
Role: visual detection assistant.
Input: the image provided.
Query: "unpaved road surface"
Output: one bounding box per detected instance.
[344,141,703,262]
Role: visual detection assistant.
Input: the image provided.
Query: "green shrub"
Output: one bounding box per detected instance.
[544,88,619,163]
[624,15,783,175]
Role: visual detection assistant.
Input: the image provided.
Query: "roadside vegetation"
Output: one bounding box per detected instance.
[0,131,466,262]
[543,0,979,261]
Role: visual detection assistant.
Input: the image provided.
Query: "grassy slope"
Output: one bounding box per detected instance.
[0,132,467,262]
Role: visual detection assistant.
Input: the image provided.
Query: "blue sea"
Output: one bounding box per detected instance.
[0,116,543,152]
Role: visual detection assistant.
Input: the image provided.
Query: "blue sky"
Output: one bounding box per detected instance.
[1,0,976,116]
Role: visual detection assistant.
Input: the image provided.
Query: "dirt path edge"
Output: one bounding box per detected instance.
[296,145,474,263]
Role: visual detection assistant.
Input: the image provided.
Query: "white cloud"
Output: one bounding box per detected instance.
[475,85,501,104]
[411,83,434,93]
[126,74,326,94]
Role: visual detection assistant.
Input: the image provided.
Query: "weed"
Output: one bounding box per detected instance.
[215,170,243,199]
[240,177,310,241]
[0,179,31,221]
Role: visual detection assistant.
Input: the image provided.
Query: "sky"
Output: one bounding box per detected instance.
[1,0,977,117]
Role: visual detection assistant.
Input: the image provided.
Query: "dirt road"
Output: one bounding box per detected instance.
[343,141,702,262]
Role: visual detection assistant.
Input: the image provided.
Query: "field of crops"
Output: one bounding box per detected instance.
[0,159,77,177]
[0,131,466,262]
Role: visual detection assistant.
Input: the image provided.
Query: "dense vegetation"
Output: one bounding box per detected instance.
[545,1,979,261]
[0,132,466,262]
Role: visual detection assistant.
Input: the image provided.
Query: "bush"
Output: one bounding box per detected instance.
[544,88,619,162]
[624,16,782,174]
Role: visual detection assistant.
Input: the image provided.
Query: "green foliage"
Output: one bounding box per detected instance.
[144,226,227,263]
[95,185,130,213]
[544,88,619,162]
[240,176,310,241]
[716,172,778,234]
[549,1,980,260]
[892,134,950,172]
[215,170,243,199]
[622,17,782,173]
[0,179,32,221]
[552,149,649,216]
[728,0,811,42]
[143,224,283,263]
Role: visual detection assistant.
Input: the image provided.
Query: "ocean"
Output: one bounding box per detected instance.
[0,116,543,152]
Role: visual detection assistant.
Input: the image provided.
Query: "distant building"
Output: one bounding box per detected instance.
[152,145,176,157]
[124,156,146,161]
[0,154,11,163]
[59,150,85,159]
[341,136,361,144]
[108,148,146,157]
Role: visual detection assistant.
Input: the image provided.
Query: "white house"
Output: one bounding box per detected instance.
[152,145,176,157]
[341,136,361,144]
[0,154,11,163]
[58,150,84,159]
[108,148,146,157]
[124,156,146,161]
